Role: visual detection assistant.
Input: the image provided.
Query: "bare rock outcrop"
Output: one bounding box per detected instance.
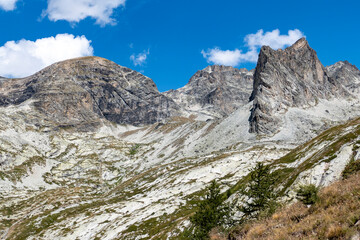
[249,38,349,134]
[164,65,253,118]
[0,57,179,129]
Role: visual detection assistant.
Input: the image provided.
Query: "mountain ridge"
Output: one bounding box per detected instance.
[164,65,253,119]
[0,41,359,134]
[0,39,360,239]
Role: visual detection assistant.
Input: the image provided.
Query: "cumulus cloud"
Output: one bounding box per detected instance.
[130,49,149,66]
[202,29,304,66]
[0,0,18,11]
[201,48,257,66]
[0,34,94,78]
[44,0,126,26]
[245,29,304,50]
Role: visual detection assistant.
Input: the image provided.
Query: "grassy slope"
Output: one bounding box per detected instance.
[226,171,360,240]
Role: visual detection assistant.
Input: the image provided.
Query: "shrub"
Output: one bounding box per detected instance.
[342,159,360,179]
[295,184,319,205]
[129,144,140,155]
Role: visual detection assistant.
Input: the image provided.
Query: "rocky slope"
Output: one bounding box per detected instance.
[0,57,180,130]
[164,65,253,119]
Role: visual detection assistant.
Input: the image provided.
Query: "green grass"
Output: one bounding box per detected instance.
[0,155,46,182]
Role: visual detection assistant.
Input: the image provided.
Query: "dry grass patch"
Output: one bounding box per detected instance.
[120,127,147,138]
[230,173,360,240]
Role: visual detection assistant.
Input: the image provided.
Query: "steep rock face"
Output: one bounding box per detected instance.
[326,61,360,94]
[164,65,253,118]
[249,38,348,134]
[0,57,179,129]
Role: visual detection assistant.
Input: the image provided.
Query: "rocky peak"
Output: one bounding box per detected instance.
[164,65,253,118]
[0,56,179,130]
[288,37,309,50]
[249,38,348,135]
[326,61,360,93]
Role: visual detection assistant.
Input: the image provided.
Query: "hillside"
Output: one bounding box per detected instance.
[226,170,360,240]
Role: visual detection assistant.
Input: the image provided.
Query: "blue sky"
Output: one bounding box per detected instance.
[0,0,359,91]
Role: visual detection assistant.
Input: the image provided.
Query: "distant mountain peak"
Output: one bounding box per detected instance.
[164,64,253,118]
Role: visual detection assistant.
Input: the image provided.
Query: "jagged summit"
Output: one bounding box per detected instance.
[258,37,310,55]
[249,38,349,134]
[288,37,309,50]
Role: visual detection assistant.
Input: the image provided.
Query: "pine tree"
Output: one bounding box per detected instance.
[187,180,230,239]
[239,162,278,220]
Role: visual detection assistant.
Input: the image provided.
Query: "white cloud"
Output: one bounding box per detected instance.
[201,48,258,66]
[0,34,94,78]
[0,0,18,11]
[44,0,126,26]
[130,49,149,66]
[245,29,304,50]
[202,29,304,66]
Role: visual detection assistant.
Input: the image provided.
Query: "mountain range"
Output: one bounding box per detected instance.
[0,38,359,239]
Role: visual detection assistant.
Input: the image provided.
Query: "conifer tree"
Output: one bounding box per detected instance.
[239,162,278,220]
[185,180,230,239]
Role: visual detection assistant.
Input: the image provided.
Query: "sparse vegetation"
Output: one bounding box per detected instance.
[342,144,360,179]
[0,156,46,182]
[129,144,140,155]
[1,118,359,240]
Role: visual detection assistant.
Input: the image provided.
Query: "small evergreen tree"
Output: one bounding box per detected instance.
[295,184,318,205]
[342,159,360,179]
[184,180,230,239]
[239,162,278,220]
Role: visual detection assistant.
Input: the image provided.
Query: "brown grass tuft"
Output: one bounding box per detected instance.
[326,224,347,239]
[230,173,360,240]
